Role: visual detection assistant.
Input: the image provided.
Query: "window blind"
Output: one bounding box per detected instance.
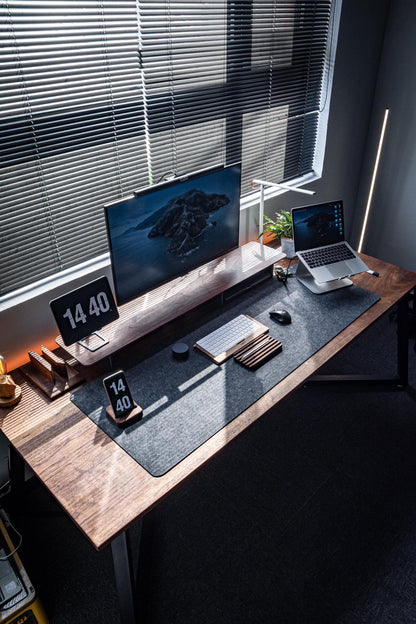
[0,0,334,297]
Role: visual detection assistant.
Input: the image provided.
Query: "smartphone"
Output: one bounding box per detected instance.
[103,370,135,419]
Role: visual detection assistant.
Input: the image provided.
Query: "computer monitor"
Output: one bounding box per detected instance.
[105,163,242,305]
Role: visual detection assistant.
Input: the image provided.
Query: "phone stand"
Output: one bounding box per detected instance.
[78,331,109,352]
[106,402,143,429]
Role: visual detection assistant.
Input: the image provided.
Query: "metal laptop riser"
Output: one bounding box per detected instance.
[295,257,353,294]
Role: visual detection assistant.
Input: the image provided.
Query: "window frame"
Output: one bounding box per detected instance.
[0,0,342,311]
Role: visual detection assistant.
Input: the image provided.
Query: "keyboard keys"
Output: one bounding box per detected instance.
[301,243,355,268]
[195,314,268,363]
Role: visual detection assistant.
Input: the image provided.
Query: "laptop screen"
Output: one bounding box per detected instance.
[292,200,345,252]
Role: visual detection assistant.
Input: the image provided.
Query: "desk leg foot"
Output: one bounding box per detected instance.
[111,528,140,624]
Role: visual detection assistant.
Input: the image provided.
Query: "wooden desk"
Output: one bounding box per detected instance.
[1,252,415,622]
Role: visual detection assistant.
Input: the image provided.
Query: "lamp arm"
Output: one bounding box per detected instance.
[251,179,315,239]
[252,179,315,196]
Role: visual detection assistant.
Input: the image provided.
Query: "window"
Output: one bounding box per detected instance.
[1,0,337,298]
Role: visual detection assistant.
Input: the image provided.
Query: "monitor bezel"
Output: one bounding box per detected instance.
[133,163,225,199]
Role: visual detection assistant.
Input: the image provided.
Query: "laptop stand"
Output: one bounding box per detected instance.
[295,257,353,294]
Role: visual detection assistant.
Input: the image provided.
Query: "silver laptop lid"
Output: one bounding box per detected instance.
[292,200,344,252]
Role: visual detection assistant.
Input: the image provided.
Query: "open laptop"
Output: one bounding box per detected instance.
[292,200,368,293]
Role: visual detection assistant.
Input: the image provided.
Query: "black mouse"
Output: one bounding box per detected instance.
[269,309,292,324]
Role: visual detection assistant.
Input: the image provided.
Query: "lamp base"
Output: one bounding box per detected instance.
[0,385,22,407]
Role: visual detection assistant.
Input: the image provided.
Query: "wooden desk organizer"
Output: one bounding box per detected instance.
[21,346,84,399]
[234,334,282,369]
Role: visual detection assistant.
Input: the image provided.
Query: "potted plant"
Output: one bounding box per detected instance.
[259,210,296,258]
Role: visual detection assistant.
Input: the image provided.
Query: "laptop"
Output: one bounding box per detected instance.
[292,200,368,293]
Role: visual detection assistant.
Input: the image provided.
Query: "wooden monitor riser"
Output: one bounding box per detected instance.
[56,242,284,366]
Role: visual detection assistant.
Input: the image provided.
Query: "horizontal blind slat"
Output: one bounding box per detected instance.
[0,0,333,297]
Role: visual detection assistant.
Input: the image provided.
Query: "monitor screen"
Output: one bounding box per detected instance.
[292,200,345,252]
[105,163,241,305]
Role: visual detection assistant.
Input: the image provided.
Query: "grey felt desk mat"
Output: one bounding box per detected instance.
[71,279,380,476]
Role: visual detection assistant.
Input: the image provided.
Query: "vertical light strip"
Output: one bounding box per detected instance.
[358,108,390,253]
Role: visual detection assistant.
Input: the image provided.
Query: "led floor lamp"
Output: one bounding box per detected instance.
[358,108,390,254]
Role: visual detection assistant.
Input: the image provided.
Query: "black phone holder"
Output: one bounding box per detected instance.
[78,331,109,352]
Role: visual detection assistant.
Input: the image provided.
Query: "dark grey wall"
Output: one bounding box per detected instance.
[264,0,390,238]
[351,0,416,272]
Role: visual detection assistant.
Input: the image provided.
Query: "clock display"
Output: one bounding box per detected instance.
[62,292,111,330]
[50,276,119,346]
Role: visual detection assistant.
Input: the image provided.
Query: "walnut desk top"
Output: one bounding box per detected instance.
[1,253,415,551]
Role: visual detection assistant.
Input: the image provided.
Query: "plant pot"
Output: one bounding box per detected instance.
[258,231,278,246]
[281,237,296,258]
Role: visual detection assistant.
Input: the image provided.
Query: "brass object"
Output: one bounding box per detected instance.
[0,355,22,407]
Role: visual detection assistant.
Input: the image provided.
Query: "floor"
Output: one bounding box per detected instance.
[2,306,416,623]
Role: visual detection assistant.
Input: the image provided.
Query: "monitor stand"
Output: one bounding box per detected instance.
[295,258,353,294]
[56,242,284,367]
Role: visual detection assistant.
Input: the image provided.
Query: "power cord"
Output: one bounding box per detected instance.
[156,170,176,184]
[0,508,23,560]
[274,257,295,284]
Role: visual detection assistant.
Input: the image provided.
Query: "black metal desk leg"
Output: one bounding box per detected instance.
[111,526,141,624]
[397,296,409,388]
[8,445,25,502]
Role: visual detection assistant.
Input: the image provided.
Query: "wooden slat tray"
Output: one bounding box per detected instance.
[234,334,282,369]
[20,349,85,399]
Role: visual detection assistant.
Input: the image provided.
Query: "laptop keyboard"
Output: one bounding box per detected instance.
[300,243,355,268]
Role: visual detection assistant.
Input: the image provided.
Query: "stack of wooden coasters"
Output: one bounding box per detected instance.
[234,334,282,370]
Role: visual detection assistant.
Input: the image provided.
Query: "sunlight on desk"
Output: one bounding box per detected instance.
[178,363,219,393]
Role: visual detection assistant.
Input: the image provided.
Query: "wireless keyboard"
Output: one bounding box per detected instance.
[194,314,269,364]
